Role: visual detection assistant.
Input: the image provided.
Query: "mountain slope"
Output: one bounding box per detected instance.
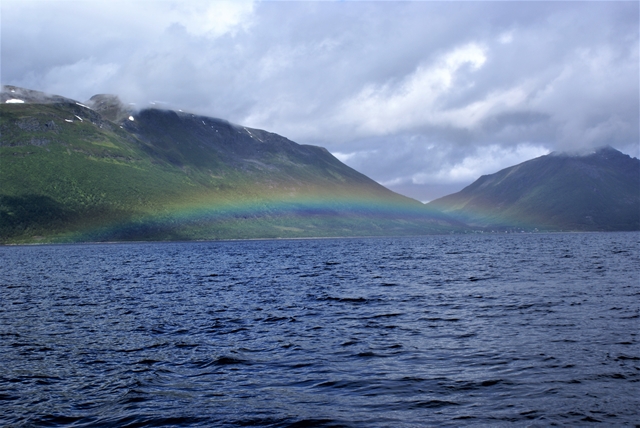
[1,86,457,243]
[427,147,640,231]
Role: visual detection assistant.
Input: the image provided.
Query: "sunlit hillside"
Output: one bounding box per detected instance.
[0,86,457,243]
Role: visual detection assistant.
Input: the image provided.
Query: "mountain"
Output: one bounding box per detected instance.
[0,86,457,244]
[427,147,640,231]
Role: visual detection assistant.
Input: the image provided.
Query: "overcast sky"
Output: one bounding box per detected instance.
[2,0,638,201]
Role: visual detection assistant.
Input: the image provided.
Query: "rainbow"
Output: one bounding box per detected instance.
[59,192,456,243]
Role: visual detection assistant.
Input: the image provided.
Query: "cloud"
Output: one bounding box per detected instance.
[18,58,120,102]
[413,144,551,184]
[171,1,255,38]
[336,43,489,136]
[1,0,638,201]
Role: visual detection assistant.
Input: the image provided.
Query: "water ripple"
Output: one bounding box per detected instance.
[1,232,638,426]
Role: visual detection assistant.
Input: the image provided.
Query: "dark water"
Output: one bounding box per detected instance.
[1,233,639,427]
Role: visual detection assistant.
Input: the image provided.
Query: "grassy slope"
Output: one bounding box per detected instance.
[1,100,455,243]
[1,103,201,241]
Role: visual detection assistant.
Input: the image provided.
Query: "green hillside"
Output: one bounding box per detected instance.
[427,147,640,231]
[0,86,456,243]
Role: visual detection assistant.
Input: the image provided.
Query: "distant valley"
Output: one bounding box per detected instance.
[1,85,638,244]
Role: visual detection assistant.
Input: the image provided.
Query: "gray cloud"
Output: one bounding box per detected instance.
[2,0,638,201]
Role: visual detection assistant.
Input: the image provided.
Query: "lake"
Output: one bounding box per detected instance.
[1,232,638,426]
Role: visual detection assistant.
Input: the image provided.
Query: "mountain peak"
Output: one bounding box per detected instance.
[547,145,634,160]
[428,145,639,231]
[591,145,634,161]
[86,93,132,122]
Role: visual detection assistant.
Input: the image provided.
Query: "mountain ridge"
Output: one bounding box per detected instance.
[0,85,457,243]
[427,146,640,231]
[2,85,637,243]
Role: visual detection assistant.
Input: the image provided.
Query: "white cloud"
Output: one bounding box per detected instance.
[427,144,551,183]
[337,43,488,136]
[17,58,120,102]
[374,143,550,187]
[440,85,531,129]
[168,1,255,38]
[331,152,357,163]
